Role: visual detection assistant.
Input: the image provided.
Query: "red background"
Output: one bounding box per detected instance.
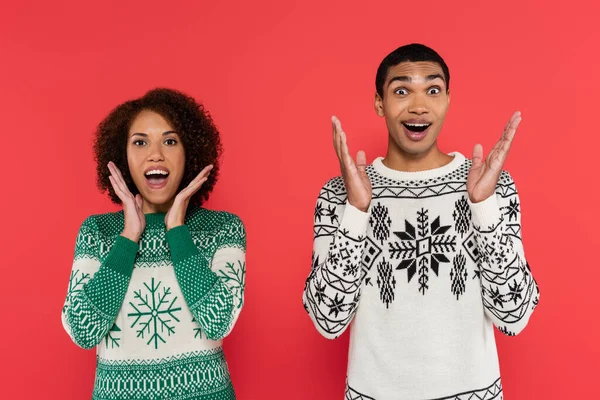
[1,0,598,398]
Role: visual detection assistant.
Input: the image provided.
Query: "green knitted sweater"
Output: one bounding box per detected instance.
[61,206,246,400]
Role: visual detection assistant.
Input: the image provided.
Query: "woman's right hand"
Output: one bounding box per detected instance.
[108,162,146,243]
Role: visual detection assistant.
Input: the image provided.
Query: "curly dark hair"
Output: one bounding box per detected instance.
[93,88,222,206]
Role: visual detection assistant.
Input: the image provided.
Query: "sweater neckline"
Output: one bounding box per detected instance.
[144,212,166,227]
[372,152,466,181]
[141,205,201,228]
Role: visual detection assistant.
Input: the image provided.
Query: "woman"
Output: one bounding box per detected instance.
[61,88,246,399]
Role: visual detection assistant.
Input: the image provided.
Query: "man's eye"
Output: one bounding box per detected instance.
[428,88,441,95]
[394,88,408,95]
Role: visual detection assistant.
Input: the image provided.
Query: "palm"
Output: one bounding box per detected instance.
[108,162,146,241]
[467,112,522,203]
[332,116,372,212]
[165,165,213,230]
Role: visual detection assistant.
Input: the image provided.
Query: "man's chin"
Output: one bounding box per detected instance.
[391,135,437,156]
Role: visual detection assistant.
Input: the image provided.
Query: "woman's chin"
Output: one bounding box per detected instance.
[140,193,176,211]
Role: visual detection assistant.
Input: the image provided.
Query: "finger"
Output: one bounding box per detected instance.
[332,116,343,161]
[191,164,213,184]
[492,113,519,155]
[497,115,522,159]
[356,150,367,173]
[108,163,132,197]
[108,161,126,183]
[109,175,129,203]
[135,194,143,210]
[471,144,484,169]
[502,111,521,141]
[179,177,208,200]
[340,130,356,171]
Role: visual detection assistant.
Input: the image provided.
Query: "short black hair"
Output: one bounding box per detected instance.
[375,43,450,97]
[93,88,222,206]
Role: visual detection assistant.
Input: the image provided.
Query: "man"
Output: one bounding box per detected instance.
[302,43,539,399]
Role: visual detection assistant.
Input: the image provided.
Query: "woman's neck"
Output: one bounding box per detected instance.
[142,199,174,214]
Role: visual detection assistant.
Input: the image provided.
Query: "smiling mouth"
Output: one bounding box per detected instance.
[145,170,169,187]
[402,122,431,133]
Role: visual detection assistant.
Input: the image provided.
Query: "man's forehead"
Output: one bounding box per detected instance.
[386,61,444,83]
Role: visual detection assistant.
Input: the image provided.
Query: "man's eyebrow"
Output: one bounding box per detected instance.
[388,74,445,85]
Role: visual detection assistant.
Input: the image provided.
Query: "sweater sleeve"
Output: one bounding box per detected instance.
[469,172,540,335]
[61,216,138,349]
[166,214,246,341]
[302,178,370,339]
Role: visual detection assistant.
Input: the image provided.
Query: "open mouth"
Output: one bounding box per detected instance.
[144,169,169,188]
[402,122,431,133]
[401,122,432,142]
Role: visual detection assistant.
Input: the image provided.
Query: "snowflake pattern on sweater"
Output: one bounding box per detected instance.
[303,152,539,400]
[62,207,246,400]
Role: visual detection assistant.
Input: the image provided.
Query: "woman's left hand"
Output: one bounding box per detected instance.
[165,165,213,230]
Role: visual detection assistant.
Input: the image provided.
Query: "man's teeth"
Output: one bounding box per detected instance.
[404,123,430,127]
[145,170,169,177]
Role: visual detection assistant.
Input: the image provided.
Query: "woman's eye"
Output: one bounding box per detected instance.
[394,88,408,95]
[165,138,177,145]
[428,87,441,95]
[133,140,146,146]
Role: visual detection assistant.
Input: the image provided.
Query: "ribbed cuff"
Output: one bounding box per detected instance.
[104,235,138,276]
[468,194,503,229]
[339,202,370,238]
[166,224,200,264]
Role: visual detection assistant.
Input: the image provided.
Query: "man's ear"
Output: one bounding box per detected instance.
[374,92,384,117]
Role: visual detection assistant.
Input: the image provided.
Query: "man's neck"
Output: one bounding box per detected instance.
[383,140,454,172]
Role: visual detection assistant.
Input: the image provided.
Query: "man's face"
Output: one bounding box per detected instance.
[375,61,450,156]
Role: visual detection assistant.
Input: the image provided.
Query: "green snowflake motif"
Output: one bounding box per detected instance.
[63,269,90,312]
[217,261,246,308]
[127,278,182,349]
[104,324,121,348]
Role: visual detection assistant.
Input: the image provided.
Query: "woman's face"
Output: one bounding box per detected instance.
[126,110,185,213]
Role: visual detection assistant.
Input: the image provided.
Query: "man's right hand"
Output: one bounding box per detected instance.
[332,116,372,212]
[108,162,146,243]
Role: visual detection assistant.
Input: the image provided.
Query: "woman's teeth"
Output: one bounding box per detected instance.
[145,170,169,177]
[145,170,169,187]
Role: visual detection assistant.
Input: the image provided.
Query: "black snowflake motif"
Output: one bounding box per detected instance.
[369,203,392,244]
[376,258,396,308]
[508,279,524,305]
[494,248,509,265]
[389,208,457,295]
[450,251,468,300]
[488,286,503,308]
[453,196,472,238]
[343,262,359,277]
[477,230,514,269]
[314,202,339,224]
[327,243,340,267]
[328,293,346,318]
[314,280,327,305]
[503,198,520,222]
